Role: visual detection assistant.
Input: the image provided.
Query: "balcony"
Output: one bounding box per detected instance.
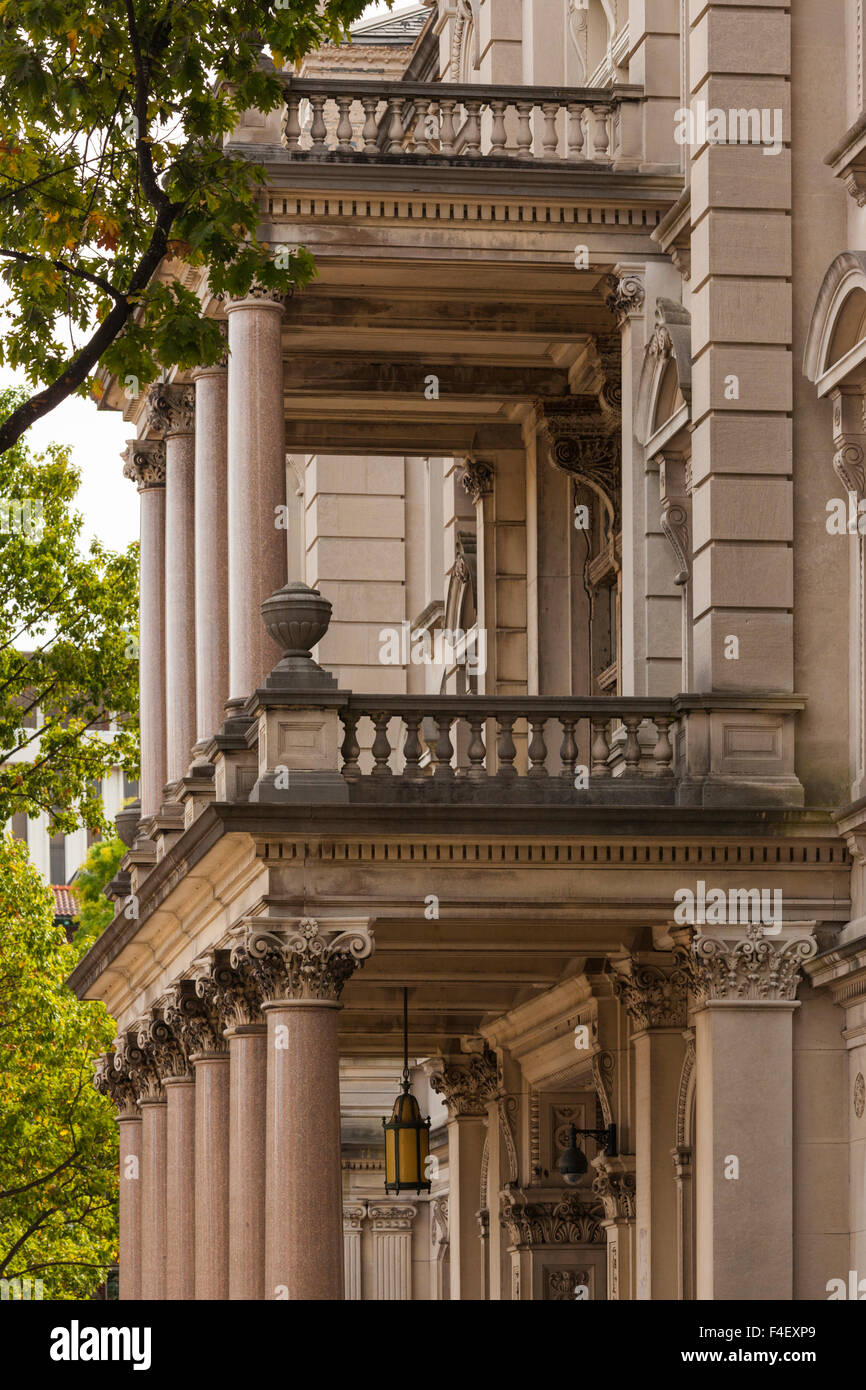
[276,75,645,170]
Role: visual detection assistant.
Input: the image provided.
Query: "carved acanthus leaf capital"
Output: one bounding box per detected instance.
[94,1050,140,1116]
[234,917,374,1004]
[121,438,166,491]
[611,958,689,1030]
[460,457,494,505]
[194,947,262,1028]
[113,1027,162,1102]
[673,924,818,1004]
[136,1007,191,1080]
[145,383,195,437]
[499,1190,605,1247]
[162,979,227,1057]
[591,1153,637,1220]
[429,1044,499,1116]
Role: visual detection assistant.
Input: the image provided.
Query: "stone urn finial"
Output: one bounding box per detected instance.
[115,800,141,848]
[260,581,338,690]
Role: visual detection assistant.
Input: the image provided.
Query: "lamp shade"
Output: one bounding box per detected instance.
[383,1085,432,1194]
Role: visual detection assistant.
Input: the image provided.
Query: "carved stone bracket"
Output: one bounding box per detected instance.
[535,396,621,531]
[591,1153,637,1221]
[460,457,494,505]
[611,958,689,1031]
[830,388,866,501]
[145,382,195,438]
[121,438,166,492]
[499,1189,605,1247]
[674,924,818,1005]
[162,978,227,1058]
[656,450,692,586]
[429,1044,499,1116]
[232,916,374,1004]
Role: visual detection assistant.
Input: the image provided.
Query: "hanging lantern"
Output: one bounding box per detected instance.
[383,989,431,1194]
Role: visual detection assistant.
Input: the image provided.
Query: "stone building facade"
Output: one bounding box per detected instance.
[71,1,866,1300]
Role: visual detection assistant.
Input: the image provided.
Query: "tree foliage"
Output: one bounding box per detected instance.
[72,832,125,956]
[0,385,138,835]
[0,835,117,1298]
[0,0,375,453]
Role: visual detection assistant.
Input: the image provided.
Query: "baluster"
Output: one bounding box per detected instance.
[592,103,611,160]
[541,103,559,158]
[309,94,328,154]
[414,96,431,153]
[559,717,578,781]
[371,711,393,777]
[515,101,533,158]
[386,96,405,153]
[340,711,361,782]
[335,96,354,153]
[439,99,456,155]
[283,96,302,152]
[496,715,517,779]
[433,713,454,778]
[403,712,424,781]
[591,718,611,777]
[466,711,487,780]
[653,715,675,777]
[528,717,549,777]
[361,96,379,154]
[489,99,508,155]
[567,103,585,160]
[622,716,642,776]
[463,99,482,154]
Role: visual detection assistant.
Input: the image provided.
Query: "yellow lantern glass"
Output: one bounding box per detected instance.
[383,1085,431,1193]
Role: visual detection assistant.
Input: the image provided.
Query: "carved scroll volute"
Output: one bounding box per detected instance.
[830,387,866,501]
[534,396,621,533]
[657,451,692,587]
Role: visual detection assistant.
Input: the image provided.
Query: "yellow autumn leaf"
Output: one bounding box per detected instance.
[66,31,78,54]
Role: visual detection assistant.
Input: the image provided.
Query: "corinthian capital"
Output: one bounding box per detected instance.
[163,979,227,1057]
[429,1044,499,1116]
[94,1050,140,1117]
[591,1152,636,1220]
[136,1007,190,1080]
[233,917,374,1004]
[113,1027,162,1102]
[611,957,688,1031]
[460,458,494,505]
[146,383,195,437]
[674,923,818,1005]
[121,438,166,491]
[194,947,262,1028]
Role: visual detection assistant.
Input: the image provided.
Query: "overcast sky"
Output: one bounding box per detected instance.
[0,0,402,557]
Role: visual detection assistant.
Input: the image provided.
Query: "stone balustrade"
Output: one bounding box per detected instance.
[278,76,643,166]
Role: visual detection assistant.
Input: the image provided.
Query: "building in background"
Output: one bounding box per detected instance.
[71,0,866,1302]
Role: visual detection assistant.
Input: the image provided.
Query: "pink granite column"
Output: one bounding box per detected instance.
[243,918,373,1301]
[225,290,286,702]
[139,1096,168,1299]
[122,440,166,822]
[116,1110,142,1301]
[193,1052,230,1299]
[265,1000,344,1300]
[147,384,196,788]
[192,354,229,751]
[227,1023,267,1300]
[163,1074,196,1300]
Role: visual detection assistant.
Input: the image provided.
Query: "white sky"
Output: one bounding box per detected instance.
[0,0,401,556]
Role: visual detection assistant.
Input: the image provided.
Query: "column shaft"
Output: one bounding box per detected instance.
[138,484,166,819]
[164,1076,196,1300]
[193,1054,230,1299]
[227,1024,267,1300]
[226,295,286,701]
[633,1028,686,1299]
[193,365,229,744]
[117,1113,142,1301]
[139,1098,168,1299]
[447,1114,486,1301]
[164,429,196,783]
[264,1002,343,1300]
